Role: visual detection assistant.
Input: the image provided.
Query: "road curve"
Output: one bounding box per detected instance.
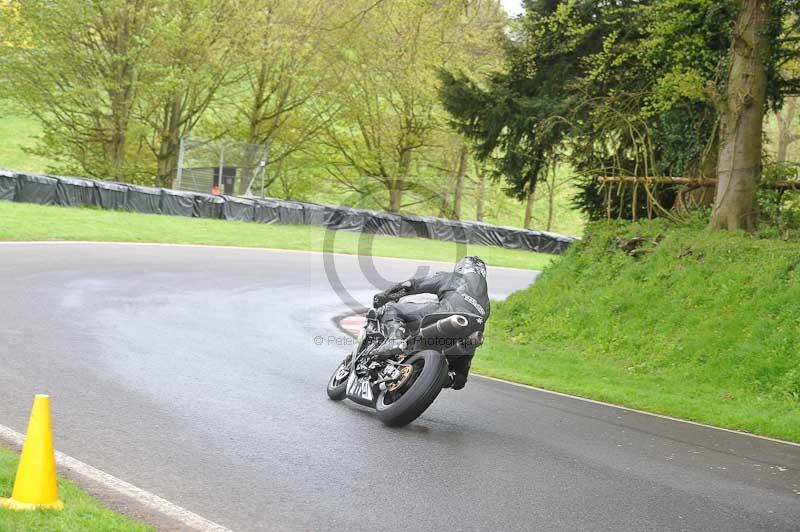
[0,242,798,532]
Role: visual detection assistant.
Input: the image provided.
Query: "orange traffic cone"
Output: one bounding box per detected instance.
[0,395,64,511]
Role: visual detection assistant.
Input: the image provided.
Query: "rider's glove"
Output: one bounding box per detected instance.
[373,281,412,309]
[387,281,412,301]
[373,292,389,308]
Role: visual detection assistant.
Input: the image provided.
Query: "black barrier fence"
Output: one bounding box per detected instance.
[222,195,256,221]
[17,173,58,205]
[56,176,97,207]
[0,169,576,254]
[193,192,224,219]
[0,169,19,201]
[127,184,162,214]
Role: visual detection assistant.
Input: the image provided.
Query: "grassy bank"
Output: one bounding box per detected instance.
[476,218,800,442]
[0,201,553,270]
[0,447,151,531]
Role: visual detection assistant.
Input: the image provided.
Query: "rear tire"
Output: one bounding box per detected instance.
[375,350,448,427]
[327,360,350,400]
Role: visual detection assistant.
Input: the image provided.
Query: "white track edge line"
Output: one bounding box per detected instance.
[0,424,234,532]
[0,240,542,273]
[473,374,800,448]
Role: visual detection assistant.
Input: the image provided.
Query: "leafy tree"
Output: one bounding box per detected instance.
[440,0,613,226]
[203,0,346,194]
[135,0,253,186]
[441,0,800,230]
[441,0,726,220]
[708,1,800,229]
[1,0,255,186]
[0,0,159,182]
[0,0,561,229]
[318,0,505,212]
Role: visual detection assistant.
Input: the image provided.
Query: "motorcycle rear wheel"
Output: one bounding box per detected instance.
[375,350,448,427]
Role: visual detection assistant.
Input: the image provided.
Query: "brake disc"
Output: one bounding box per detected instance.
[387,364,413,392]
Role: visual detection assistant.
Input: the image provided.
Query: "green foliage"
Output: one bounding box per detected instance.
[0,99,585,234]
[440,0,591,200]
[441,0,800,226]
[475,216,800,441]
[0,0,253,184]
[440,1,799,221]
[1,1,561,229]
[314,0,507,212]
[757,160,800,232]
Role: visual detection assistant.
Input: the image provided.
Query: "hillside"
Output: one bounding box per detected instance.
[476,218,800,441]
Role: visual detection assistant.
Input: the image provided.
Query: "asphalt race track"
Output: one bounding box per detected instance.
[1,242,798,532]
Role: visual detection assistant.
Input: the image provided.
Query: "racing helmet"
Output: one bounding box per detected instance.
[454,256,487,278]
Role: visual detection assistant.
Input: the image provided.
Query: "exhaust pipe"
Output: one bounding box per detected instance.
[420,315,469,339]
[443,330,483,356]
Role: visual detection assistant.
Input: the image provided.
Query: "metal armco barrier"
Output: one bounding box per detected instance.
[0,168,576,254]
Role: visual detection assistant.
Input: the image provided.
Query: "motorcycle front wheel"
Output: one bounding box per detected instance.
[375,350,448,427]
[326,358,350,400]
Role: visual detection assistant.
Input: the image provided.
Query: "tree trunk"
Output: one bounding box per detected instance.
[156,99,182,187]
[438,181,451,217]
[546,164,556,231]
[389,187,403,213]
[389,149,411,212]
[110,124,128,182]
[709,0,769,231]
[109,79,132,182]
[239,62,270,195]
[475,166,485,222]
[107,4,140,182]
[523,173,537,229]
[389,147,414,212]
[776,98,798,164]
[453,144,468,220]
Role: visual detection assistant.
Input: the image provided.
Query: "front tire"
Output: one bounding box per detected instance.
[327,359,350,400]
[375,350,448,427]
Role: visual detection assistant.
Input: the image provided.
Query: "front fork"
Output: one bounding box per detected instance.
[346,328,367,370]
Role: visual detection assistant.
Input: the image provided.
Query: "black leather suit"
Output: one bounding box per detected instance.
[376,256,490,389]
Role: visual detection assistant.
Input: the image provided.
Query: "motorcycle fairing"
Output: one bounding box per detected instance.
[345,371,378,407]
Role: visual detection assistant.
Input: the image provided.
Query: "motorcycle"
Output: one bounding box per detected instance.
[326,301,484,427]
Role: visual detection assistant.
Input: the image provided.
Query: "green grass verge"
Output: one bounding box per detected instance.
[475,217,800,442]
[0,447,152,531]
[0,201,554,270]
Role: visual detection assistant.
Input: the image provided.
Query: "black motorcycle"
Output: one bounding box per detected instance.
[326,307,484,427]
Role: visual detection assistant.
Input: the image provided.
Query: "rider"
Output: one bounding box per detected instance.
[371,256,490,390]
